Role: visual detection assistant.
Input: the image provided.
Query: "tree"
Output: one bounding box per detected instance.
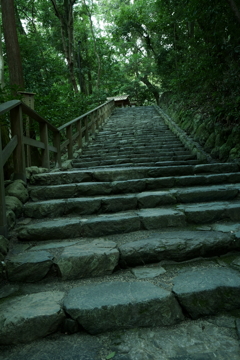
[1,0,24,89]
[49,0,79,92]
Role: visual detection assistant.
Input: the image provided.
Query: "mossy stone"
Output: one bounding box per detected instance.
[194,123,210,145]
[204,132,216,151]
[219,143,232,160]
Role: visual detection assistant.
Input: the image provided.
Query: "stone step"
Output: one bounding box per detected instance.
[71,159,202,170]
[4,105,240,350]
[5,229,240,282]
[84,141,184,151]
[72,155,197,169]
[74,159,202,167]
[2,251,240,349]
[79,150,192,159]
[3,320,238,360]
[24,183,240,219]
[29,172,240,201]
[30,163,240,186]
[17,199,240,241]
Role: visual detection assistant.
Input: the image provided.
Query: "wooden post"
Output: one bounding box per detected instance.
[0,127,8,238]
[53,131,61,167]
[39,122,50,169]
[84,116,89,143]
[96,110,99,130]
[91,112,95,135]
[66,124,73,159]
[77,119,82,149]
[18,91,35,167]
[10,104,26,181]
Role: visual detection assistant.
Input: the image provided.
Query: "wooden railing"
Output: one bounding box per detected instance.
[0,99,115,237]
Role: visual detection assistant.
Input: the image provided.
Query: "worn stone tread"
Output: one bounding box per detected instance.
[63,281,184,334]
[29,173,240,201]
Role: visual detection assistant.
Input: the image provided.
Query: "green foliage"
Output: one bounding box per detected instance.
[1,0,240,127]
[105,352,116,359]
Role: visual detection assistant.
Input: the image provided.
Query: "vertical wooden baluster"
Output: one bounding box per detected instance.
[67,124,73,159]
[53,131,61,167]
[84,116,89,143]
[0,127,7,237]
[77,119,82,149]
[10,104,26,181]
[39,123,50,169]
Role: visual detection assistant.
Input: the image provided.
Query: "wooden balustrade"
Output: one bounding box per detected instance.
[0,99,115,237]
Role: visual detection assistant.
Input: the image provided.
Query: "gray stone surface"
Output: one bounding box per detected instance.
[173,267,240,319]
[18,218,82,241]
[119,231,238,267]
[1,316,239,360]
[0,284,20,299]
[63,281,184,334]
[138,208,186,229]
[175,185,238,203]
[6,250,54,282]
[30,170,92,185]
[131,266,166,278]
[180,201,240,223]
[24,197,102,218]
[32,240,80,250]
[0,291,65,344]
[81,213,141,237]
[108,317,240,360]
[101,194,137,212]
[5,180,29,203]
[137,191,177,208]
[56,240,119,280]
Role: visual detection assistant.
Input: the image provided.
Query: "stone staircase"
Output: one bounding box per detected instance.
[1,106,240,359]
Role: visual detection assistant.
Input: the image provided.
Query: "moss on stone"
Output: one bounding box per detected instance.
[204,132,216,151]
[194,123,210,145]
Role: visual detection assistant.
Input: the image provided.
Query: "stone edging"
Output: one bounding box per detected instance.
[154,105,214,163]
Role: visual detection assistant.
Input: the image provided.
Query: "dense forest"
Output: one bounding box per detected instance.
[1,0,240,160]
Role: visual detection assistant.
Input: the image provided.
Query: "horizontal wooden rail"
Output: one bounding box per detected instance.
[0,98,115,237]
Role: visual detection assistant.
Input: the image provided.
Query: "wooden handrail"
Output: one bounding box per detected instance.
[0,100,21,116]
[0,99,115,237]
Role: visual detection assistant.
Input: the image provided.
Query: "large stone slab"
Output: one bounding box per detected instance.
[0,291,65,344]
[63,281,184,334]
[194,163,239,174]
[24,197,102,218]
[175,185,239,203]
[56,240,119,280]
[18,218,81,241]
[101,194,137,212]
[179,201,240,223]
[81,213,141,237]
[173,267,240,319]
[6,250,53,282]
[31,170,92,185]
[138,208,186,229]
[119,231,239,267]
[137,191,177,208]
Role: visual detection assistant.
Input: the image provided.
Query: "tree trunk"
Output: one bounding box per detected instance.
[140,75,159,105]
[1,0,24,89]
[50,0,79,93]
[227,0,240,24]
